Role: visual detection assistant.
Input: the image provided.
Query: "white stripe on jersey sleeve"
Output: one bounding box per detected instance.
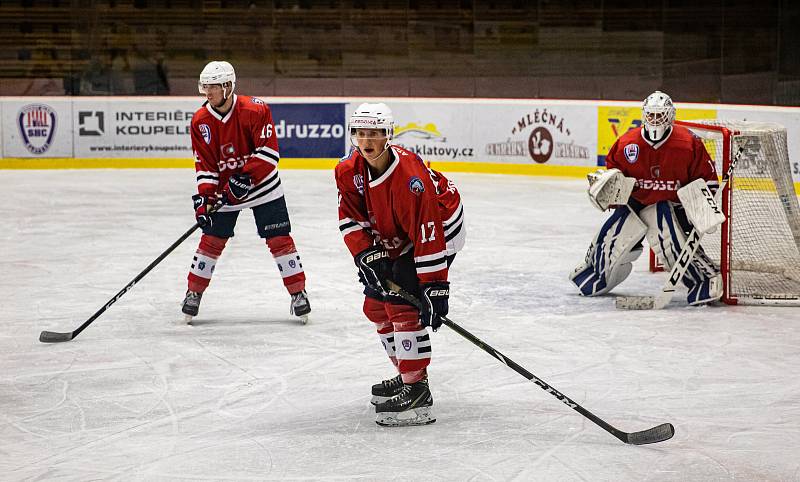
[415,261,448,274]
[196,170,219,186]
[253,151,278,166]
[414,252,446,263]
[256,146,280,162]
[339,217,370,237]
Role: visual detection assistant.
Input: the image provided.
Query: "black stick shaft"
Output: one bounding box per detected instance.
[41,202,227,342]
[385,280,670,444]
[65,221,202,340]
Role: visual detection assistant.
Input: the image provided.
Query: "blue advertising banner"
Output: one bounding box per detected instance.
[270,103,347,158]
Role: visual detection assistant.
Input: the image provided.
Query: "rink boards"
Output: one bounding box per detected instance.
[1,96,799,184]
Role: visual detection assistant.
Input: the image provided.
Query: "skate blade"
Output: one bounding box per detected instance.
[375,406,435,427]
[371,395,392,406]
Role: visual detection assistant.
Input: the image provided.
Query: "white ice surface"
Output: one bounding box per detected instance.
[1,169,799,481]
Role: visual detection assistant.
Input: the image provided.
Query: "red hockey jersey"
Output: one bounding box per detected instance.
[336,145,465,285]
[191,94,284,212]
[605,125,719,205]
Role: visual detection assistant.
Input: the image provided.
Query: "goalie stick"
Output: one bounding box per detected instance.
[39,202,224,343]
[615,145,744,310]
[384,279,675,445]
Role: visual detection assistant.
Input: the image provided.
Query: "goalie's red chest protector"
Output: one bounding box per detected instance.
[605,125,718,206]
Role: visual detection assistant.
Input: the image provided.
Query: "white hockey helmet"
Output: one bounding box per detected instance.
[349,102,394,148]
[198,60,236,98]
[642,90,675,142]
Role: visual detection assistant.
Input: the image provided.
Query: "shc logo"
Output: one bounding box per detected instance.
[17,104,56,154]
[624,144,639,163]
[199,124,211,144]
[78,111,104,136]
[408,176,425,195]
[353,174,364,195]
[402,339,412,351]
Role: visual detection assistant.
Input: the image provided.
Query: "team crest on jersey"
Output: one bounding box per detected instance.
[353,174,364,195]
[408,176,425,195]
[624,144,639,163]
[17,104,56,154]
[651,165,661,178]
[199,124,211,144]
[221,143,236,156]
[252,97,265,105]
[402,339,412,351]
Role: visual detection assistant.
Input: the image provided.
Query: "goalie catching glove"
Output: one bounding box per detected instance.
[587,168,636,211]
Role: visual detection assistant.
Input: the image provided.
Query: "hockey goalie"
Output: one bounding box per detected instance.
[569,91,726,306]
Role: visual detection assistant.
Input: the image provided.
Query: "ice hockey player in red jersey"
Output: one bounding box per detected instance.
[336,103,466,426]
[182,61,310,323]
[570,91,723,306]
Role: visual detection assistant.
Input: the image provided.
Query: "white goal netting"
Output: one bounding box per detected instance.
[678,120,800,305]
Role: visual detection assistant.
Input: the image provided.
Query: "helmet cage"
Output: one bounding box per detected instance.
[642,91,675,142]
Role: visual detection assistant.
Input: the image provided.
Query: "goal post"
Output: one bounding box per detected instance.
[648,119,800,305]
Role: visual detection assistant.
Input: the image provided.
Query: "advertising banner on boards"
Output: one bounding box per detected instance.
[375,101,478,163]
[477,103,596,166]
[72,98,197,158]
[1,99,73,158]
[596,104,717,166]
[269,103,347,158]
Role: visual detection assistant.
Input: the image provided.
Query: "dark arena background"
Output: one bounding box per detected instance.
[2,1,800,480]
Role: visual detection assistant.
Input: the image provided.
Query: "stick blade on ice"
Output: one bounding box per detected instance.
[39,330,74,343]
[615,296,656,310]
[626,423,675,445]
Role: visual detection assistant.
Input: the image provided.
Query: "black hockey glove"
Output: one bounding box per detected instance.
[223,173,253,204]
[355,246,392,294]
[419,281,449,331]
[192,193,216,227]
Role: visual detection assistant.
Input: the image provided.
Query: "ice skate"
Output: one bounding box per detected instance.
[371,374,403,405]
[375,378,435,427]
[290,290,311,324]
[181,290,202,323]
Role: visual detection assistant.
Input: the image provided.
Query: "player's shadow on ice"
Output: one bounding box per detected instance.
[186,317,306,327]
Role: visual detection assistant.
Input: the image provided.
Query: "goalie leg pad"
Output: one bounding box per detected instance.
[569,206,647,296]
[683,249,722,305]
[641,202,722,305]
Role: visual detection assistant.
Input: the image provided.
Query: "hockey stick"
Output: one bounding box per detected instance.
[39,202,224,343]
[384,279,675,445]
[615,145,744,310]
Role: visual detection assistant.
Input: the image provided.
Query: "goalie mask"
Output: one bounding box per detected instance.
[349,103,394,154]
[198,60,236,99]
[642,91,675,143]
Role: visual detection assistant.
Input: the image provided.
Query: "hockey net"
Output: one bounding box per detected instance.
[651,119,800,305]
